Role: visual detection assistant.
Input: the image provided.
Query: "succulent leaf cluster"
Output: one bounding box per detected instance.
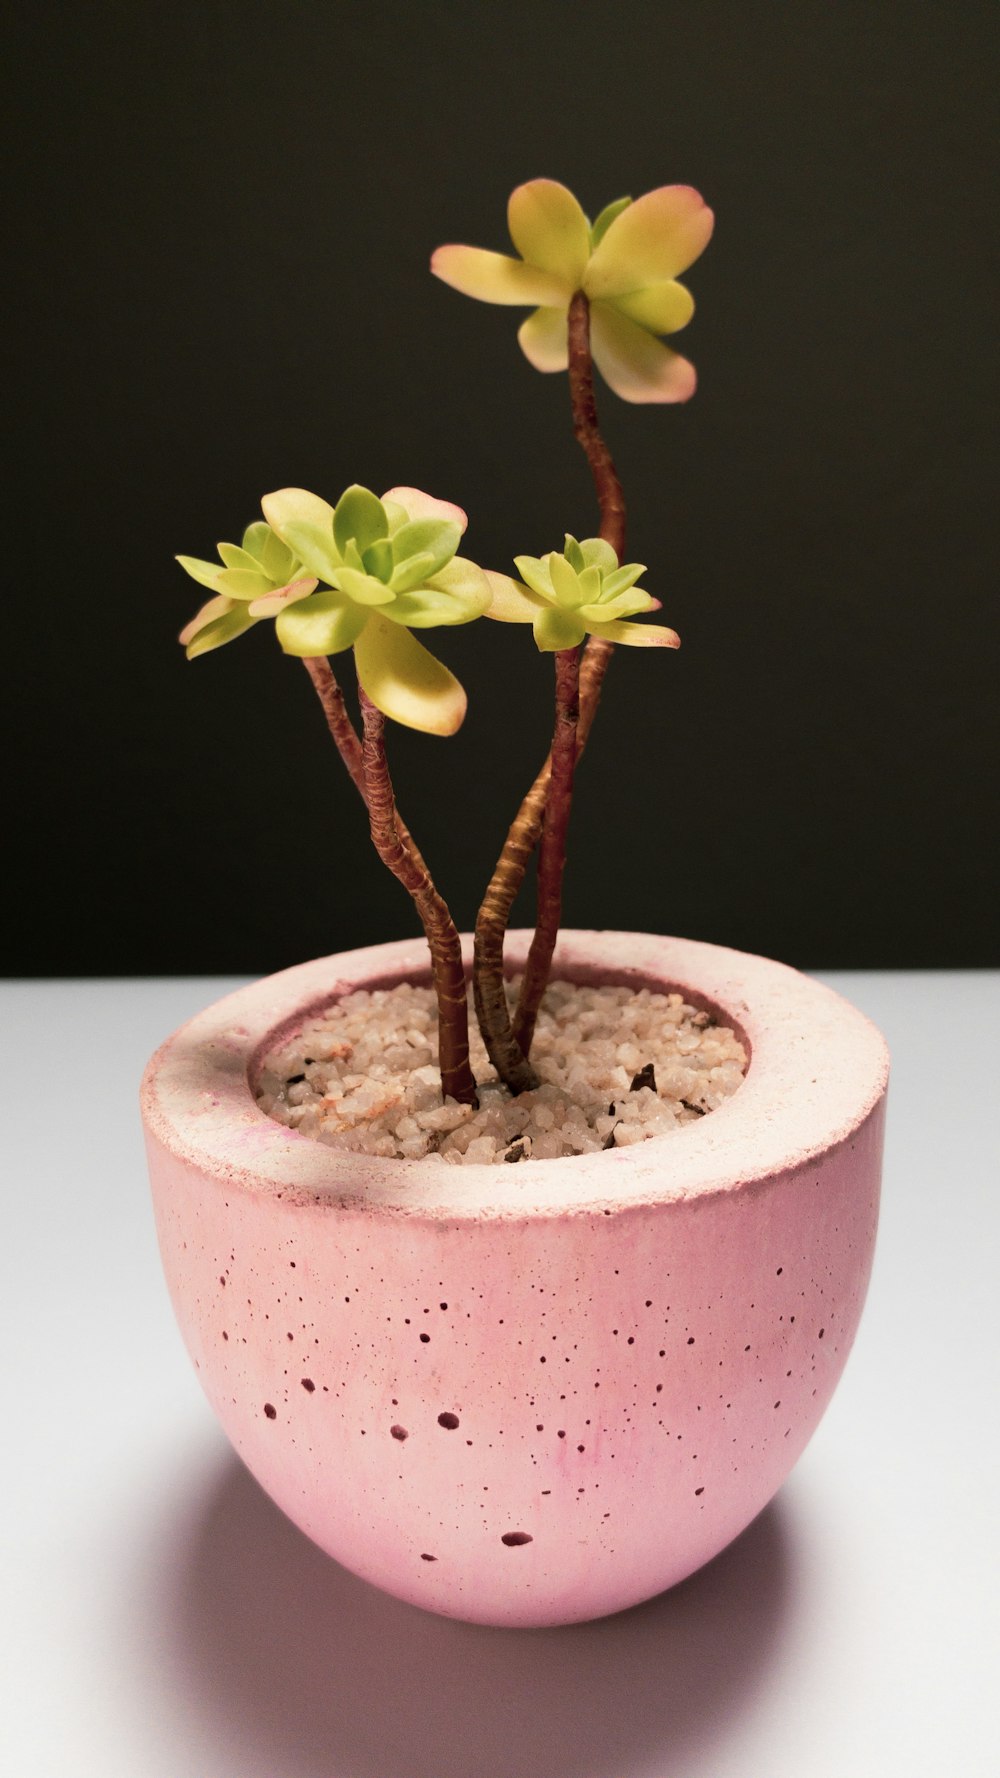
[179,485,493,734]
[486,538,680,652]
[432,178,714,403]
[177,525,316,659]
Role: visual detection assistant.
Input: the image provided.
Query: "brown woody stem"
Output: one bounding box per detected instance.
[359,687,477,1107]
[472,785,546,1094]
[301,655,431,877]
[567,290,626,559]
[512,646,580,1055]
[471,291,625,1091]
[471,642,612,1091]
[301,655,366,795]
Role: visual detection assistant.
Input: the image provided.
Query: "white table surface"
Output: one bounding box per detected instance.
[1,969,998,1778]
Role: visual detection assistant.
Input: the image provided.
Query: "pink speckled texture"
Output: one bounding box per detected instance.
[141,932,888,1628]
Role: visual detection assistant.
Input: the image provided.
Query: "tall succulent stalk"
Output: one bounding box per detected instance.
[472,292,626,1092]
[358,687,477,1105]
[565,290,627,562]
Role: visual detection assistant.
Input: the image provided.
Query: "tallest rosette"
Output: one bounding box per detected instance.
[432,177,714,401]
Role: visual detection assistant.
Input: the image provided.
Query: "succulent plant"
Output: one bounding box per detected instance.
[175,175,712,1106]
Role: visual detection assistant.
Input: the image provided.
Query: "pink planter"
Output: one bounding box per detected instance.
[141,931,888,1628]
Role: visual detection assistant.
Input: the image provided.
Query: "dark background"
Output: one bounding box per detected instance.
[6,0,997,976]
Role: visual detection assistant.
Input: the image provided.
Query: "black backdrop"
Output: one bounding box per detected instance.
[5,0,997,975]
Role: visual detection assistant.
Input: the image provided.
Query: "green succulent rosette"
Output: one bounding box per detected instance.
[432,178,714,403]
[178,484,494,734]
[177,525,317,658]
[484,535,680,652]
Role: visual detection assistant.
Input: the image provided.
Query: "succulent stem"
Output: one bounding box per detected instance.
[301,655,432,877]
[472,788,546,1094]
[301,655,366,794]
[471,292,624,1091]
[512,645,581,1055]
[567,291,626,559]
[359,686,478,1107]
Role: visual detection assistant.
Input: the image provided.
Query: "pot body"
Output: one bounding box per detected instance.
[141,932,888,1628]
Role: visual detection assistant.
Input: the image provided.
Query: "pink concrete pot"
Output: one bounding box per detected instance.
[141,930,888,1629]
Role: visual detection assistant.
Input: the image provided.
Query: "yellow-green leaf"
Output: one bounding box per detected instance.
[176,554,224,591]
[388,551,439,596]
[431,245,569,307]
[579,538,620,574]
[382,584,485,628]
[513,554,555,600]
[612,280,695,336]
[483,570,543,623]
[275,591,368,657]
[548,550,585,608]
[507,178,590,286]
[390,518,461,582]
[563,535,585,573]
[426,555,493,613]
[261,489,340,580]
[178,594,231,647]
[584,184,714,298]
[354,612,467,735]
[600,561,646,599]
[590,302,697,404]
[579,590,657,624]
[217,541,268,577]
[590,195,632,250]
[578,565,602,604]
[216,566,272,601]
[185,605,258,659]
[381,487,468,533]
[517,305,569,373]
[533,606,586,652]
[333,485,388,559]
[363,538,394,581]
[334,565,397,606]
[587,618,681,648]
[381,499,410,534]
[247,577,318,617]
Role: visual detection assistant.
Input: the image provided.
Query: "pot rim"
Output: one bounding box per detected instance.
[140,930,889,1220]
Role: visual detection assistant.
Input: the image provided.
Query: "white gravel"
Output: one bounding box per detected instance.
[255,978,747,1164]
